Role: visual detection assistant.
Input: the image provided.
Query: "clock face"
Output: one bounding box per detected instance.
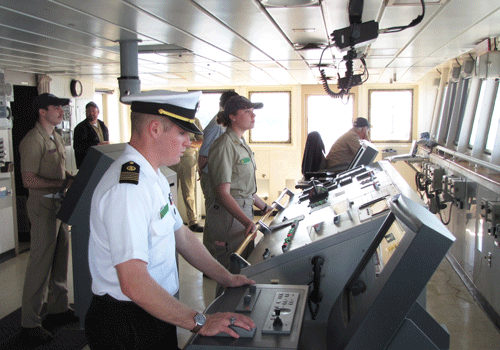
[70,79,83,97]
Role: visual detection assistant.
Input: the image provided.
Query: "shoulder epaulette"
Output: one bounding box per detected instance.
[119,161,140,185]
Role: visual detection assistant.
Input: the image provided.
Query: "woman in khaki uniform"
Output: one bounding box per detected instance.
[204,96,272,272]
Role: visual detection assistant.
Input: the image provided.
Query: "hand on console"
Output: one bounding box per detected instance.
[199,312,255,338]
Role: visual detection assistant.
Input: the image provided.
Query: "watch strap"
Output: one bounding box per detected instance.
[190,312,205,333]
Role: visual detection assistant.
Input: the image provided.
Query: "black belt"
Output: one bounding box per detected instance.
[94,294,133,304]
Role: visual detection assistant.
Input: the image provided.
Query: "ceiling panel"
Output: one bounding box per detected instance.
[0,25,118,62]
[265,5,328,45]
[54,0,248,61]
[192,0,302,61]
[397,1,500,58]
[0,0,497,88]
[369,5,440,53]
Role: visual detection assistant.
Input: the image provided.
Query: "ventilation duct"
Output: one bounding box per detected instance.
[118,40,141,104]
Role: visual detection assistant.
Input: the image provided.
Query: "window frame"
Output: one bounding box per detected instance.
[189,89,234,129]
[451,77,471,147]
[437,80,458,145]
[469,79,498,161]
[305,93,355,152]
[468,79,489,150]
[484,82,500,154]
[368,89,414,143]
[248,90,292,144]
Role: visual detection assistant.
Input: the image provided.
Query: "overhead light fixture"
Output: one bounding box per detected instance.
[293,28,317,33]
[137,44,192,54]
[310,63,336,68]
[260,0,319,8]
[387,0,445,5]
[293,43,327,50]
[95,88,115,94]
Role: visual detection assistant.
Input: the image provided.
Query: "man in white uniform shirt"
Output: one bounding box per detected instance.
[85,90,255,350]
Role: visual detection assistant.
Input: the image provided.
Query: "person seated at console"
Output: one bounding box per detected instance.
[323,117,372,172]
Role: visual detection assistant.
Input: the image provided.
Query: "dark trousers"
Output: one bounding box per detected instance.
[85,294,179,350]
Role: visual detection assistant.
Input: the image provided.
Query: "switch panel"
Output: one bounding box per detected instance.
[488,202,500,230]
[482,200,500,225]
[262,292,300,335]
[449,177,467,203]
[428,164,444,190]
[235,285,261,313]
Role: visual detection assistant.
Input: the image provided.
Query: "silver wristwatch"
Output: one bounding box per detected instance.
[191,312,206,333]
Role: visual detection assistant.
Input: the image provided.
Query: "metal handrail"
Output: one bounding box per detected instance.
[229,188,294,270]
[434,145,500,174]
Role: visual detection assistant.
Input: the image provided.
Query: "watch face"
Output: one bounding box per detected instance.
[194,313,206,326]
[191,312,206,333]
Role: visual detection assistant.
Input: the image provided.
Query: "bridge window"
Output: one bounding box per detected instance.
[452,78,471,146]
[469,80,488,148]
[196,91,224,129]
[368,90,413,142]
[249,91,291,143]
[439,81,458,144]
[486,88,500,153]
[306,94,354,152]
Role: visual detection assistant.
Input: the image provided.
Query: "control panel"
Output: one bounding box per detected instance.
[249,163,400,265]
[481,199,500,247]
[185,284,309,350]
[262,291,300,334]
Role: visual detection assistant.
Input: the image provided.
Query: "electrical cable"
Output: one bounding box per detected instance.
[320,47,359,98]
[307,281,321,320]
[318,45,344,98]
[414,172,426,199]
[439,199,453,225]
[379,0,425,34]
[359,55,369,83]
[307,256,324,320]
[424,179,434,199]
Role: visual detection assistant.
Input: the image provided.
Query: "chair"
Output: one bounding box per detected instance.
[301,131,326,176]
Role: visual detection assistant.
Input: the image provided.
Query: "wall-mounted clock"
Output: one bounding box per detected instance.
[70,79,83,97]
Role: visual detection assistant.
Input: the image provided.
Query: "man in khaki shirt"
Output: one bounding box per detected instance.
[19,93,76,346]
[324,117,372,170]
[170,117,204,232]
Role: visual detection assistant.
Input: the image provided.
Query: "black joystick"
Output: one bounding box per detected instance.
[273,308,283,327]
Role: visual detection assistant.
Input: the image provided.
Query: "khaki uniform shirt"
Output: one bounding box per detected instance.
[181,118,204,159]
[19,122,66,196]
[208,127,257,199]
[324,128,361,168]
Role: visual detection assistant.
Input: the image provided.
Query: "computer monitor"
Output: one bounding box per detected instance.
[326,195,455,350]
[347,140,379,170]
[303,140,378,181]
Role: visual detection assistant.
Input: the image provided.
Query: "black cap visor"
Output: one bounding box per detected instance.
[131,101,202,135]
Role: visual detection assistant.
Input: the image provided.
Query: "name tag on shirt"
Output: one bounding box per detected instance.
[240,157,251,164]
[160,203,169,219]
